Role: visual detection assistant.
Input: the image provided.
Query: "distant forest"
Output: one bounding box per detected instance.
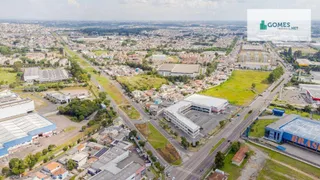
[80,27,157,36]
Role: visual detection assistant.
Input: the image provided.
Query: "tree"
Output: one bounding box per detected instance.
[24,154,37,170]
[146,150,153,156]
[129,130,137,138]
[48,144,56,152]
[9,158,26,175]
[138,141,146,147]
[1,167,10,177]
[219,120,225,128]
[286,104,295,111]
[230,141,241,153]
[214,151,225,169]
[304,105,312,113]
[294,50,302,59]
[13,61,23,72]
[181,137,190,149]
[42,149,48,155]
[251,83,256,90]
[67,159,77,171]
[63,146,69,152]
[43,157,49,163]
[288,47,293,57]
[99,92,107,101]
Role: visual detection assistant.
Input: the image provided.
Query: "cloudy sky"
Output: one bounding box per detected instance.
[0,0,320,21]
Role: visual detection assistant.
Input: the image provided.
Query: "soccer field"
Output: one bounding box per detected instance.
[201,70,270,106]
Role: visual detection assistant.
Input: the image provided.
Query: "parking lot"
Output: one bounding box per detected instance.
[185,105,237,136]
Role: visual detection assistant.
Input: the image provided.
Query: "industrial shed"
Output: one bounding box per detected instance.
[0,113,56,157]
[265,114,320,152]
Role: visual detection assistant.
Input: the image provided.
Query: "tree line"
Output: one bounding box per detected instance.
[267,66,284,83]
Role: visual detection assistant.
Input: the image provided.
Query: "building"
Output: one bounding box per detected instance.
[265,114,320,152]
[45,92,71,104]
[163,94,228,138]
[207,169,228,180]
[299,84,320,104]
[71,152,88,169]
[296,59,320,67]
[241,44,264,51]
[152,54,167,61]
[231,146,249,166]
[90,162,145,180]
[0,90,56,157]
[157,64,200,77]
[23,67,70,83]
[42,162,68,180]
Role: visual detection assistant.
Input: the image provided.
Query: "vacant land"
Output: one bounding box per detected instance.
[290,47,317,55]
[268,105,320,120]
[0,68,17,84]
[257,159,313,180]
[120,105,140,120]
[249,119,278,138]
[93,50,108,56]
[250,142,320,179]
[117,75,167,92]
[202,70,270,106]
[64,46,140,119]
[136,123,181,165]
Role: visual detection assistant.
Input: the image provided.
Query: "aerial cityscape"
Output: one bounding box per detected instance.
[0,0,320,180]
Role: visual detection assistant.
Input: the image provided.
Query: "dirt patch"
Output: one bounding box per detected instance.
[135,123,149,137]
[157,143,181,164]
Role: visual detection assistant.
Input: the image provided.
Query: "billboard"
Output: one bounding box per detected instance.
[247,9,311,42]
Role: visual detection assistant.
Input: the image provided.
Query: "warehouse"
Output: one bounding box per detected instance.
[23,67,70,83]
[163,94,228,138]
[157,64,200,77]
[265,114,320,152]
[0,113,56,157]
[0,90,56,157]
[299,84,320,104]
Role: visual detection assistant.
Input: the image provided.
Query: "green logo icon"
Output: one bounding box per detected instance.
[260,20,267,30]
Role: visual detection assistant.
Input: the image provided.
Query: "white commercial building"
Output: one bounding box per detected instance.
[164,94,228,138]
[157,64,200,77]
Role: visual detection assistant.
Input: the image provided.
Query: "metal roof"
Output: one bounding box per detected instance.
[184,94,228,108]
[0,113,55,148]
[158,64,200,74]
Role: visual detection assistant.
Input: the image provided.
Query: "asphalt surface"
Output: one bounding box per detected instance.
[171,43,292,180]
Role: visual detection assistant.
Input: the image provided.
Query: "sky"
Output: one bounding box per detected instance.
[0,0,320,21]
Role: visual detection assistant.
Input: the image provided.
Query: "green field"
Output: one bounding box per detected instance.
[119,105,141,120]
[249,119,278,138]
[257,160,313,180]
[0,68,17,84]
[201,70,270,106]
[64,46,140,119]
[250,142,320,178]
[117,75,167,92]
[220,150,251,180]
[136,123,181,165]
[268,105,320,120]
[93,50,108,56]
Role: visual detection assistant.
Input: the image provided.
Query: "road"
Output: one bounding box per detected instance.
[171,44,292,179]
[53,34,170,168]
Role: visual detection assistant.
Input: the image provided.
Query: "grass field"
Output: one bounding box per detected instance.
[119,105,141,120]
[257,159,313,180]
[220,150,251,180]
[268,105,320,120]
[0,68,17,84]
[64,46,140,119]
[93,50,108,56]
[250,142,320,179]
[117,75,167,92]
[136,123,181,165]
[249,119,278,138]
[201,70,270,106]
